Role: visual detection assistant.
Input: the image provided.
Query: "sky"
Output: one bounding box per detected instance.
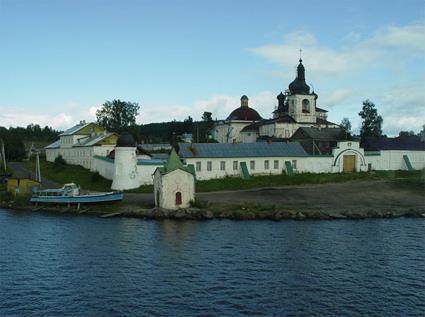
[0,0,424,135]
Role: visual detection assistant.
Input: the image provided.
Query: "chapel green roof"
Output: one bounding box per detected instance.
[157,148,195,175]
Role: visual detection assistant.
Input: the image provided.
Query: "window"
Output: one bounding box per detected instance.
[207,161,212,171]
[196,161,201,171]
[264,160,269,170]
[233,161,238,170]
[220,161,226,171]
[292,160,297,170]
[274,160,279,169]
[302,99,310,113]
[250,160,255,170]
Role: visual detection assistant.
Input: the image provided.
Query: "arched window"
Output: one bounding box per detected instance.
[302,99,310,113]
[175,192,182,205]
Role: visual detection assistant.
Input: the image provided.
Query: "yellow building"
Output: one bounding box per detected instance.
[45,121,118,170]
[7,174,41,196]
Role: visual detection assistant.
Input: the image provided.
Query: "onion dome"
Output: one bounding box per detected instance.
[288,59,310,95]
[241,95,248,100]
[116,132,136,147]
[277,92,287,112]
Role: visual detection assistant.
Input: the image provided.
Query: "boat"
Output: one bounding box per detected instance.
[30,183,123,204]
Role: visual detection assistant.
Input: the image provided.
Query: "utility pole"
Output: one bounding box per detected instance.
[35,152,41,182]
[0,139,6,172]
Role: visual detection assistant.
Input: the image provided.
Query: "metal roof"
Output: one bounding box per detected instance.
[179,142,307,158]
[292,127,347,140]
[59,122,91,136]
[74,132,116,147]
[45,140,60,149]
[363,136,425,151]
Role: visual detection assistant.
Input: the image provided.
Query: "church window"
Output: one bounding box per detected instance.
[220,161,226,171]
[250,160,255,170]
[274,160,279,169]
[233,161,238,170]
[207,161,212,171]
[196,161,201,171]
[302,99,310,113]
[292,160,297,170]
[264,160,269,170]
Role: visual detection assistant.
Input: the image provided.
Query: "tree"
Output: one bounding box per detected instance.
[96,99,140,133]
[359,99,383,143]
[202,111,213,123]
[183,116,194,133]
[398,131,415,137]
[340,117,352,133]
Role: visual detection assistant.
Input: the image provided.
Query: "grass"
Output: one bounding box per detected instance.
[127,170,424,193]
[23,158,112,192]
[21,157,425,194]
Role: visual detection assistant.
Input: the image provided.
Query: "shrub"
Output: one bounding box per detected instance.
[91,171,101,183]
[54,155,66,166]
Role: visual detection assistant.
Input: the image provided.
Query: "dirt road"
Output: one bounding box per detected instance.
[125,180,425,213]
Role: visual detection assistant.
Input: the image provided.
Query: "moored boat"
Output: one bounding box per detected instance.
[30,183,123,204]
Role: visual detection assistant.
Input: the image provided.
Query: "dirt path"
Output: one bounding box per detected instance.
[125,179,425,213]
[8,162,62,189]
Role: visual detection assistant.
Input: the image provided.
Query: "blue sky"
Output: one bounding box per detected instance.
[0,0,424,135]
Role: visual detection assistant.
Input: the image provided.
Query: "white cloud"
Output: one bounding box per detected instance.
[249,23,425,78]
[320,89,353,108]
[138,91,278,124]
[0,101,101,130]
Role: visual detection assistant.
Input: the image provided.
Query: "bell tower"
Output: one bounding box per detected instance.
[287,56,316,123]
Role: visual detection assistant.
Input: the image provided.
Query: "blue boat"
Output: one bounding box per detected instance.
[30,183,123,205]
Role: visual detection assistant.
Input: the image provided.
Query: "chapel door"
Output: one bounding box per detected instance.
[175,192,182,206]
[343,155,356,173]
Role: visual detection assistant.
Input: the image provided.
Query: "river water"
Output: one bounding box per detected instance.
[0,208,424,317]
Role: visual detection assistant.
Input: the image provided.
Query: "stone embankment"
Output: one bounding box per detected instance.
[2,201,424,220]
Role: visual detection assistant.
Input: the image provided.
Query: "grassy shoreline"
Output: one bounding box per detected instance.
[22,158,424,194]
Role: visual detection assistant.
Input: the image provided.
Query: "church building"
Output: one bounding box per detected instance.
[215,58,339,143]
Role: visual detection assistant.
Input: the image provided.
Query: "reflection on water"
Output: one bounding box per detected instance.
[0,209,424,317]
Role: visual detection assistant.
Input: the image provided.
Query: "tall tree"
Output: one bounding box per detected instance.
[96,99,140,133]
[340,117,352,133]
[202,111,213,123]
[359,99,383,143]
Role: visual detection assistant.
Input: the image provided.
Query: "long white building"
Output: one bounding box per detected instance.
[89,136,425,190]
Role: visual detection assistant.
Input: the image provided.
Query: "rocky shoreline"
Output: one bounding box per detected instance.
[1,201,424,220]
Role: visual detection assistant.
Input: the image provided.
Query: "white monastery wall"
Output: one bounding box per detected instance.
[365,150,425,171]
[91,157,114,180]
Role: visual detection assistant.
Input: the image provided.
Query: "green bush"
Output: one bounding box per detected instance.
[54,155,66,166]
[91,171,101,183]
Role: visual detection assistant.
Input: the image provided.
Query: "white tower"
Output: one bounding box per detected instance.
[111,132,141,190]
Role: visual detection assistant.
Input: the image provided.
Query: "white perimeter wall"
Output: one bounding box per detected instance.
[91,157,114,180]
[366,150,425,171]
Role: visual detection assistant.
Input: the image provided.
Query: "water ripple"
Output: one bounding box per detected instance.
[0,209,424,316]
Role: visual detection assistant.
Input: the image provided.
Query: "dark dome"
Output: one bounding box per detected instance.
[240,95,248,100]
[227,107,262,121]
[288,59,310,95]
[116,132,136,147]
[277,92,285,100]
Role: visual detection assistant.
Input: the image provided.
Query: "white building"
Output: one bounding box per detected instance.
[153,149,195,210]
[45,121,118,169]
[214,59,340,143]
[178,141,425,180]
